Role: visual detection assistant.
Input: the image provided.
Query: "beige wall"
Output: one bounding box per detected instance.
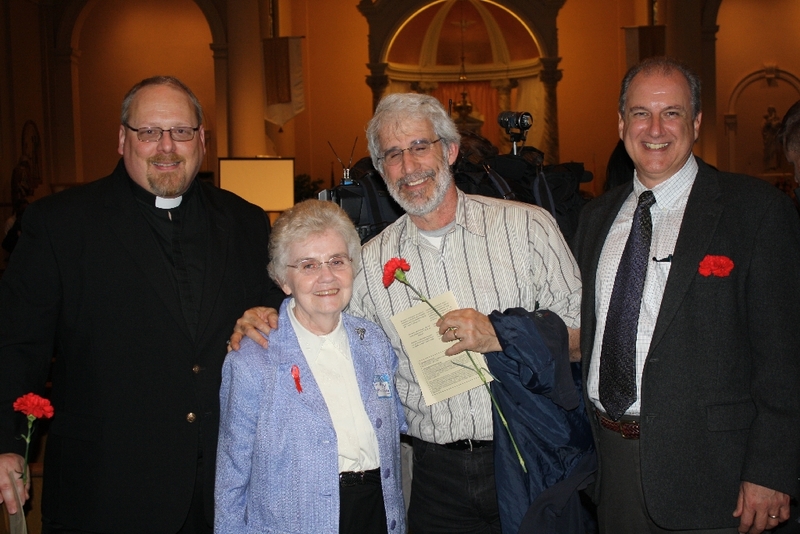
[288,0,374,189]
[558,0,635,198]
[77,0,215,183]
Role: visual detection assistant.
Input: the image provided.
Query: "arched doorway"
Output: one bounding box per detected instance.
[359,0,566,163]
[50,0,227,183]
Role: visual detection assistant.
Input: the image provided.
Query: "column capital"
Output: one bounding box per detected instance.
[210,43,228,59]
[538,57,563,85]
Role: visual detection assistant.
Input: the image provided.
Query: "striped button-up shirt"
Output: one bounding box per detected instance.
[349,190,581,444]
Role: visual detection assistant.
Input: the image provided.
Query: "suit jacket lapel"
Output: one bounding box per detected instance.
[342,315,378,408]
[648,159,723,354]
[103,166,193,342]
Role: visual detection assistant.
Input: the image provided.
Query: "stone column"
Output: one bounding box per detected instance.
[227,0,268,156]
[539,56,562,164]
[50,45,81,183]
[210,43,228,163]
[366,62,389,112]
[699,23,719,166]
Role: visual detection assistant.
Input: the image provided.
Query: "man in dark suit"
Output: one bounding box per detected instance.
[572,57,800,534]
[0,76,284,533]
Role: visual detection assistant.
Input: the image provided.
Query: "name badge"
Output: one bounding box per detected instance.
[373,374,392,398]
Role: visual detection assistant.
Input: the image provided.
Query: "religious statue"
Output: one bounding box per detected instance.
[762,106,782,171]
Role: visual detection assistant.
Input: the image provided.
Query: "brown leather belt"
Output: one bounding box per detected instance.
[595,408,640,439]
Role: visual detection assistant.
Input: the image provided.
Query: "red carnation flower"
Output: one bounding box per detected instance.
[13,392,54,420]
[698,255,734,277]
[13,392,54,485]
[383,257,411,288]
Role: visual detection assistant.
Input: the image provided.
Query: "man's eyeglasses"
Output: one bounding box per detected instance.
[125,124,200,142]
[378,138,443,167]
[287,255,352,275]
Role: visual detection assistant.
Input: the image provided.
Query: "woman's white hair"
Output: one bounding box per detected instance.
[267,199,361,286]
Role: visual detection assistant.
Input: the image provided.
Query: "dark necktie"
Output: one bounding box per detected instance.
[599,190,656,421]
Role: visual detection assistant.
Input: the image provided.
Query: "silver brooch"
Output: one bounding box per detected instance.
[355,327,366,340]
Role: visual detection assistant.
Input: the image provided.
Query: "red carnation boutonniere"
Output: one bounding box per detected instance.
[698,255,734,277]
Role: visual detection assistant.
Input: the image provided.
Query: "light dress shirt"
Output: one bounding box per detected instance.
[288,299,380,472]
[588,156,697,416]
[350,190,582,444]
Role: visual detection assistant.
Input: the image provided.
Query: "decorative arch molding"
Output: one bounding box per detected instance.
[724,66,800,171]
[701,0,723,29]
[357,0,566,162]
[48,0,228,182]
[390,0,540,83]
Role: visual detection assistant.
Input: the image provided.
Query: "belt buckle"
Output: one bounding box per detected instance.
[339,471,364,487]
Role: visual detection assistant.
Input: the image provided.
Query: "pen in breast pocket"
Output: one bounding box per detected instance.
[652,254,673,263]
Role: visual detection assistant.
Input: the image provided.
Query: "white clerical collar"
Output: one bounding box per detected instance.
[155,196,182,209]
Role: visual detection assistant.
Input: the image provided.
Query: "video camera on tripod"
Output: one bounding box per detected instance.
[497,111,533,155]
[454,110,593,241]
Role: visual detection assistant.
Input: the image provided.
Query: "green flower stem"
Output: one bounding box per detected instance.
[20,415,34,485]
[396,273,527,473]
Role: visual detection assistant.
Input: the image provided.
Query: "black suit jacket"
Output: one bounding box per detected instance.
[572,157,800,529]
[0,160,285,533]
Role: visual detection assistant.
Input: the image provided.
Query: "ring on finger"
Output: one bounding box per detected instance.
[769,514,779,519]
[448,326,460,341]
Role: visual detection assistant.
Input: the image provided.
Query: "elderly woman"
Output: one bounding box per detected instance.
[214,199,406,534]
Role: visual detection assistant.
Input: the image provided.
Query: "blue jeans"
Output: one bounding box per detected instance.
[408,438,501,534]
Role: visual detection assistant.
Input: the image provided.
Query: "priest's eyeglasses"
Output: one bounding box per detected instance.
[125,124,200,142]
[378,138,443,167]
[287,255,352,275]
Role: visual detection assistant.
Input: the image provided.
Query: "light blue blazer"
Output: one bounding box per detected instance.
[214,300,407,534]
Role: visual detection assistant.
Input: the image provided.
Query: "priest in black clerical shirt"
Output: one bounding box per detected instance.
[0,76,284,534]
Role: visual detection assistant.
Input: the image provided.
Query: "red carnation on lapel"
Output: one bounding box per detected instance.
[698,255,734,277]
[383,257,410,288]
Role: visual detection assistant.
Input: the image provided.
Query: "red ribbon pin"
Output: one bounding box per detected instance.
[291,364,302,393]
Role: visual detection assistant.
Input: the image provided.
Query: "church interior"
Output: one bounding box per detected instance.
[1,0,799,530]
[1,0,799,219]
